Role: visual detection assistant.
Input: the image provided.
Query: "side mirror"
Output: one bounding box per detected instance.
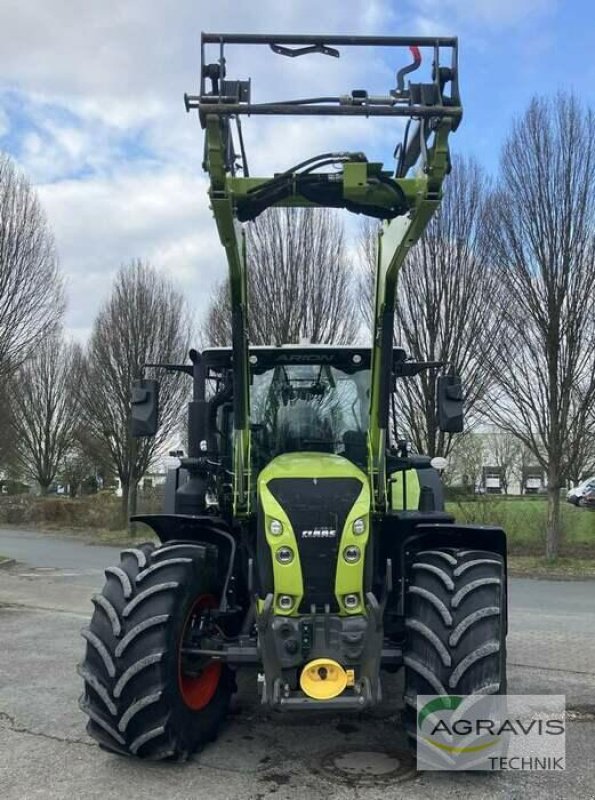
[437,374,464,433]
[131,379,159,437]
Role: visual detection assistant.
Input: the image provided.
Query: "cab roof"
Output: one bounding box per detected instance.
[201,345,407,374]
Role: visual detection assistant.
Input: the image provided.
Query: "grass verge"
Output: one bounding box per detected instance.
[447,496,595,555]
[0,522,158,549]
[2,495,595,578]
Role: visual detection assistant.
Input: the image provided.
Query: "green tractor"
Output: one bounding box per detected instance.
[79,34,507,761]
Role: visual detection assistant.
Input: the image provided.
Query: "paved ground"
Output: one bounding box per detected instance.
[1,528,594,799]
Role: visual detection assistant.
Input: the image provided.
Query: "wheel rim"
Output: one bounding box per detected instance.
[178,594,222,711]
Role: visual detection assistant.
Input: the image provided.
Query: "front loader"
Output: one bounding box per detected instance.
[79,34,507,761]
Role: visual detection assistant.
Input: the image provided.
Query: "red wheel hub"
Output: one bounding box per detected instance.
[178,594,222,710]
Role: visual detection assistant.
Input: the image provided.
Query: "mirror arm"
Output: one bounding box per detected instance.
[143,362,193,376]
[394,359,446,378]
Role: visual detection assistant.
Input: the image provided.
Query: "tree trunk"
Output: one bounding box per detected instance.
[120,481,129,529]
[545,478,561,561]
[127,481,138,535]
[426,392,437,458]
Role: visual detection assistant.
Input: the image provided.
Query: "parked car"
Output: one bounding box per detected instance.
[579,486,595,508]
[567,476,595,505]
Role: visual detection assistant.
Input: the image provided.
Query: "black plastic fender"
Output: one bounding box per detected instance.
[131,514,236,609]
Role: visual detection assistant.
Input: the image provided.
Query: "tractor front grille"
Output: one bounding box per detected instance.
[267,477,363,612]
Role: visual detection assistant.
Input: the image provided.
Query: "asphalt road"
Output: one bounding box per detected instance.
[0,527,123,572]
[1,527,594,799]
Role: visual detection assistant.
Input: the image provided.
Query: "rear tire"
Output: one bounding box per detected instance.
[403,548,506,750]
[78,541,234,760]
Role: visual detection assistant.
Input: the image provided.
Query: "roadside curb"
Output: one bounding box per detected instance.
[508,571,595,582]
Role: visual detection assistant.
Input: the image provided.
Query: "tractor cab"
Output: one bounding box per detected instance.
[131,343,459,518]
[205,345,376,471]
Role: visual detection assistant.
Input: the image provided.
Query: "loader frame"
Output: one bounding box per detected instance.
[185,33,462,514]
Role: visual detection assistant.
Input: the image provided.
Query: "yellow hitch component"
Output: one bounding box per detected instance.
[299,658,349,700]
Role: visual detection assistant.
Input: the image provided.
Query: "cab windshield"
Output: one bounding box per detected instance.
[250,364,370,469]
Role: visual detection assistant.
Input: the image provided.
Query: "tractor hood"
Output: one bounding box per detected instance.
[258,452,369,482]
[256,453,371,615]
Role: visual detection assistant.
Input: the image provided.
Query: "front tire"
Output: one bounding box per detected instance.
[78,541,233,760]
[403,548,506,750]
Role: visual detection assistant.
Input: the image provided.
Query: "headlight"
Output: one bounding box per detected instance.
[278,595,294,611]
[343,545,361,563]
[352,517,366,535]
[270,519,283,536]
[276,546,294,564]
[344,593,360,609]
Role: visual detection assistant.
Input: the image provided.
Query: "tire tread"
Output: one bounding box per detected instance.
[79,540,232,760]
[403,547,506,753]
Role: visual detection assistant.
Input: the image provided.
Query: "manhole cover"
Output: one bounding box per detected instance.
[321,749,416,784]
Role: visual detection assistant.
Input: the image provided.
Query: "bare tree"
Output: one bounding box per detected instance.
[204,280,232,349]
[79,260,191,526]
[7,333,81,493]
[0,154,64,377]
[486,94,595,559]
[358,157,499,457]
[487,431,521,495]
[356,217,379,329]
[204,207,358,345]
[448,433,485,494]
[565,427,595,487]
[59,436,98,497]
[75,423,119,488]
[515,445,545,495]
[0,385,18,476]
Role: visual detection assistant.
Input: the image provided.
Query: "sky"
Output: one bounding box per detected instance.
[1,0,594,342]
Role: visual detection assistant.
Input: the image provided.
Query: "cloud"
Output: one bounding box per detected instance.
[3,0,556,343]
[37,167,224,340]
[0,91,156,183]
[0,0,416,340]
[0,105,8,138]
[0,1,396,128]
[413,0,553,30]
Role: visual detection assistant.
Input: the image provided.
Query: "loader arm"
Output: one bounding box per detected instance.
[190,34,461,513]
[204,116,251,513]
[368,119,453,509]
